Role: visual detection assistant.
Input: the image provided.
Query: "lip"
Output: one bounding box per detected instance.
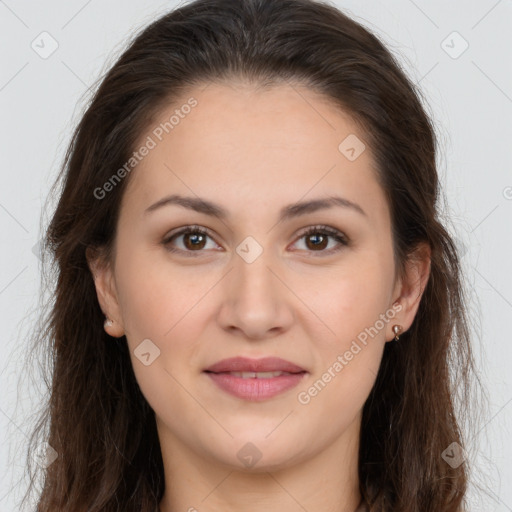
[203,357,308,401]
[204,356,306,373]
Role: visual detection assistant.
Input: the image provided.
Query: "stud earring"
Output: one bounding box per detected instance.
[104,318,114,329]
[392,324,403,341]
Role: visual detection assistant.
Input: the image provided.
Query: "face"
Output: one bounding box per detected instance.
[91,81,418,472]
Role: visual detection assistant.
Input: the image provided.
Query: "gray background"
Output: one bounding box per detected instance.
[1,0,511,510]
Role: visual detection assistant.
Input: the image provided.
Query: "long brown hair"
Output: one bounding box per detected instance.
[23,0,483,510]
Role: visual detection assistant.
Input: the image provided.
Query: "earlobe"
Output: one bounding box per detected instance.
[86,246,125,338]
[389,242,431,340]
[103,317,124,338]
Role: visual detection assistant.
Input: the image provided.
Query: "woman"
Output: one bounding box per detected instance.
[25,0,480,510]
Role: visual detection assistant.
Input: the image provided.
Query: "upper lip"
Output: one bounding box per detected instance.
[204,357,306,373]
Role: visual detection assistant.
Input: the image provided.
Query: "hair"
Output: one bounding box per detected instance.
[22,0,483,510]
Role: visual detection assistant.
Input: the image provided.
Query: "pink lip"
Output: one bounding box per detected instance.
[204,356,306,373]
[204,357,308,401]
[206,372,306,401]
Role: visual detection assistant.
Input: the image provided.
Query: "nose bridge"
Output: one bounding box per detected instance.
[232,241,281,312]
[217,237,294,338]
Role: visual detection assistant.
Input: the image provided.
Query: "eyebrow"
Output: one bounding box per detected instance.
[144,194,367,221]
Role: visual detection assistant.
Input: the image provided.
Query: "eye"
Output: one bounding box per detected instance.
[162,224,349,257]
[291,225,349,255]
[162,225,220,256]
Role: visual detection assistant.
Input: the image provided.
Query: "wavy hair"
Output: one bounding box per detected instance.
[22,0,483,510]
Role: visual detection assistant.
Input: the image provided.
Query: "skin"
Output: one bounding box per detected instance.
[88,81,430,512]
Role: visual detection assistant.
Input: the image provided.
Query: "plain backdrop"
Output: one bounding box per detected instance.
[0,1,511,510]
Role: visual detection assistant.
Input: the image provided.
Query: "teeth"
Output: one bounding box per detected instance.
[228,371,290,378]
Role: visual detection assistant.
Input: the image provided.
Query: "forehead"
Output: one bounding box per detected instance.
[121,81,387,224]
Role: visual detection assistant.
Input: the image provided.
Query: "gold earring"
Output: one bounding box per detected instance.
[392,324,403,341]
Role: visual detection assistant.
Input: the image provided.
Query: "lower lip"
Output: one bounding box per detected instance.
[205,372,307,401]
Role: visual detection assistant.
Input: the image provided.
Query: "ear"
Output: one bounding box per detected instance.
[389,241,431,341]
[86,246,125,338]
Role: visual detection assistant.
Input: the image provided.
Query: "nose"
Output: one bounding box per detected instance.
[217,250,295,340]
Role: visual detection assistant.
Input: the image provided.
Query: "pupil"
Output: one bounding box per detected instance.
[308,234,327,250]
[186,233,205,249]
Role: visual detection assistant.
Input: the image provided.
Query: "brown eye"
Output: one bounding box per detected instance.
[162,226,219,255]
[304,233,329,251]
[292,225,349,255]
[182,231,207,250]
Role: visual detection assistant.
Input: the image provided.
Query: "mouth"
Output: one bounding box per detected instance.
[203,357,308,401]
[210,370,300,378]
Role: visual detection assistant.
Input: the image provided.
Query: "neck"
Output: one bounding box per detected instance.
[157,413,363,512]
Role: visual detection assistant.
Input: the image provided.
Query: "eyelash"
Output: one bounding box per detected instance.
[161,224,349,257]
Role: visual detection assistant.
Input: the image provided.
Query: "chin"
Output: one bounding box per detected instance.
[203,435,312,473]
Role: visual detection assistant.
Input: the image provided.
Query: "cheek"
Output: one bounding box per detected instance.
[294,265,392,425]
[306,256,393,341]
[113,250,212,412]
[114,243,212,339]
[296,254,394,409]
[113,247,229,399]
